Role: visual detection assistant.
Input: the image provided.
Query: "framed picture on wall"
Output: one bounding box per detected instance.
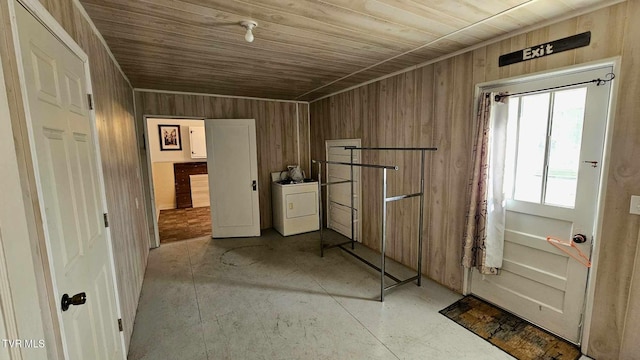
[158,125,182,151]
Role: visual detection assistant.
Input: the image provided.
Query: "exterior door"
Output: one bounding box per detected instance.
[471,66,612,343]
[326,139,361,241]
[206,119,260,237]
[15,2,124,359]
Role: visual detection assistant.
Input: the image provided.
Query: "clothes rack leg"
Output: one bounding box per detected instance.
[381,168,387,302]
[417,150,425,286]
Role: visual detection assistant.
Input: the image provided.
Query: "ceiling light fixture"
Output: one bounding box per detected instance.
[240,20,257,43]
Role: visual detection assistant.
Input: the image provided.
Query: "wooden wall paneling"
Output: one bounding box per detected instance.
[395,72,418,267]
[378,77,395,258]
[362,83,381,248]
[298,103,310,176]
[588,1,640,358]
[427,58,454,286]
[444,52,474,290]
[508,34,529,78]
[483,40,504,83]
[574,3,626,63]
[525,27,552,74]
[415,65,435,282]
[620,227,640,357]
[134,90,156,246]
[472,48,487,86]
[545,19,579,70]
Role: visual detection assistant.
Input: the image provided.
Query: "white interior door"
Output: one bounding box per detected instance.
[471,66,612,343]
[206,119,260,237]
[326,139,361,241]
[15,3,123,358]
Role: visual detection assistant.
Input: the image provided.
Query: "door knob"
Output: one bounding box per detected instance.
[61,292,87,311]
[252,180,257,191]
[573,234,587,244]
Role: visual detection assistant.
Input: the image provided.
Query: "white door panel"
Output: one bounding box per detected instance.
[206,119,260,237]
[16,3,123,358]
[326,139,361,241]
[471,66,612,343]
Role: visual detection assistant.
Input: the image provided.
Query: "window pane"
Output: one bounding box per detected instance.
[544,88,587,207]
[513,93,550,203]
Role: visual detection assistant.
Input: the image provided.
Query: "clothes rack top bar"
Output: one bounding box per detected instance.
[337,146,438,151]
[312,159,398,170]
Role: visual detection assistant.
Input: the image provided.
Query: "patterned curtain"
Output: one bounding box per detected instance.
[462,92,506,275]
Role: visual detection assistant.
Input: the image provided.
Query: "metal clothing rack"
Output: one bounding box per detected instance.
[313,146,437,301]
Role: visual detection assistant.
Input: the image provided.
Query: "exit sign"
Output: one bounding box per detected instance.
[499,32,591,67]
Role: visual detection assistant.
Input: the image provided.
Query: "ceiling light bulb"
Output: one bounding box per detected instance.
[245,29,254,43]
[240,20,257,43]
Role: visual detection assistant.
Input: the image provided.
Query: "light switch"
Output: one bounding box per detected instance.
[631,195,640,215]
[288,203,293,210]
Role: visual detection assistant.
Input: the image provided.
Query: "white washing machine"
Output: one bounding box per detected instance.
[271,174,319,236]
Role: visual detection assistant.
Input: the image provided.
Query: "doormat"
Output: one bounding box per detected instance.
[439,296,580,360]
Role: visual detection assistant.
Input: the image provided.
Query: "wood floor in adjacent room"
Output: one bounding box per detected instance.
[127,230,593,360]
[158,207,211,243]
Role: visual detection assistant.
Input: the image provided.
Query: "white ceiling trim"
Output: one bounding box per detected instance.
[309,0,626,103]
[72,0,132,87]
[134,88,310,104]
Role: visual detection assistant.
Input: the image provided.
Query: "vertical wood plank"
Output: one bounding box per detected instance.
[575,3,627,64]
[444,52,473,290]
[428,58,454,285]
[298,103,311,176]
[416,64,435,279]
[588,1,640,358]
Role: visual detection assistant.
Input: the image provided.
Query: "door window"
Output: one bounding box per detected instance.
[509,87,588,208]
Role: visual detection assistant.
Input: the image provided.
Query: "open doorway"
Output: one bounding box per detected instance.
[145,117,211,244]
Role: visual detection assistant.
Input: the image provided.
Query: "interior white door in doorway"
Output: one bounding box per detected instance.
[326,139,361,241]
[206,119,260,237]
[15,2,124,358]
[470,66,613,343]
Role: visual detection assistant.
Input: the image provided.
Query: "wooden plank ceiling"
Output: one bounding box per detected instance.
[79,0,612,101]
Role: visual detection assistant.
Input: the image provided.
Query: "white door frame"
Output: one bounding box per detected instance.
[8,0,127,356]
[463,58,621,352]
[141,115,205,248]
[0,37,32,360]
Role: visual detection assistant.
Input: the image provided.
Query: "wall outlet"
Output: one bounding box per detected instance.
[630,195,640,215]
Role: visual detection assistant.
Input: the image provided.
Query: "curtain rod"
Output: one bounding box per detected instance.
[494,72,615,102]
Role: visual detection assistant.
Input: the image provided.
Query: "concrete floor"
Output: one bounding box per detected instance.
[128,230,519,360]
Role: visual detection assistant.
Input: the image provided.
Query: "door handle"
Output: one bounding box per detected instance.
[252,180,257,191]
[61,292,87,311]
[573,234,587,244]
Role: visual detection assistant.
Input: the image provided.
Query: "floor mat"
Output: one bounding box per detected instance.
[439,296,581,360]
